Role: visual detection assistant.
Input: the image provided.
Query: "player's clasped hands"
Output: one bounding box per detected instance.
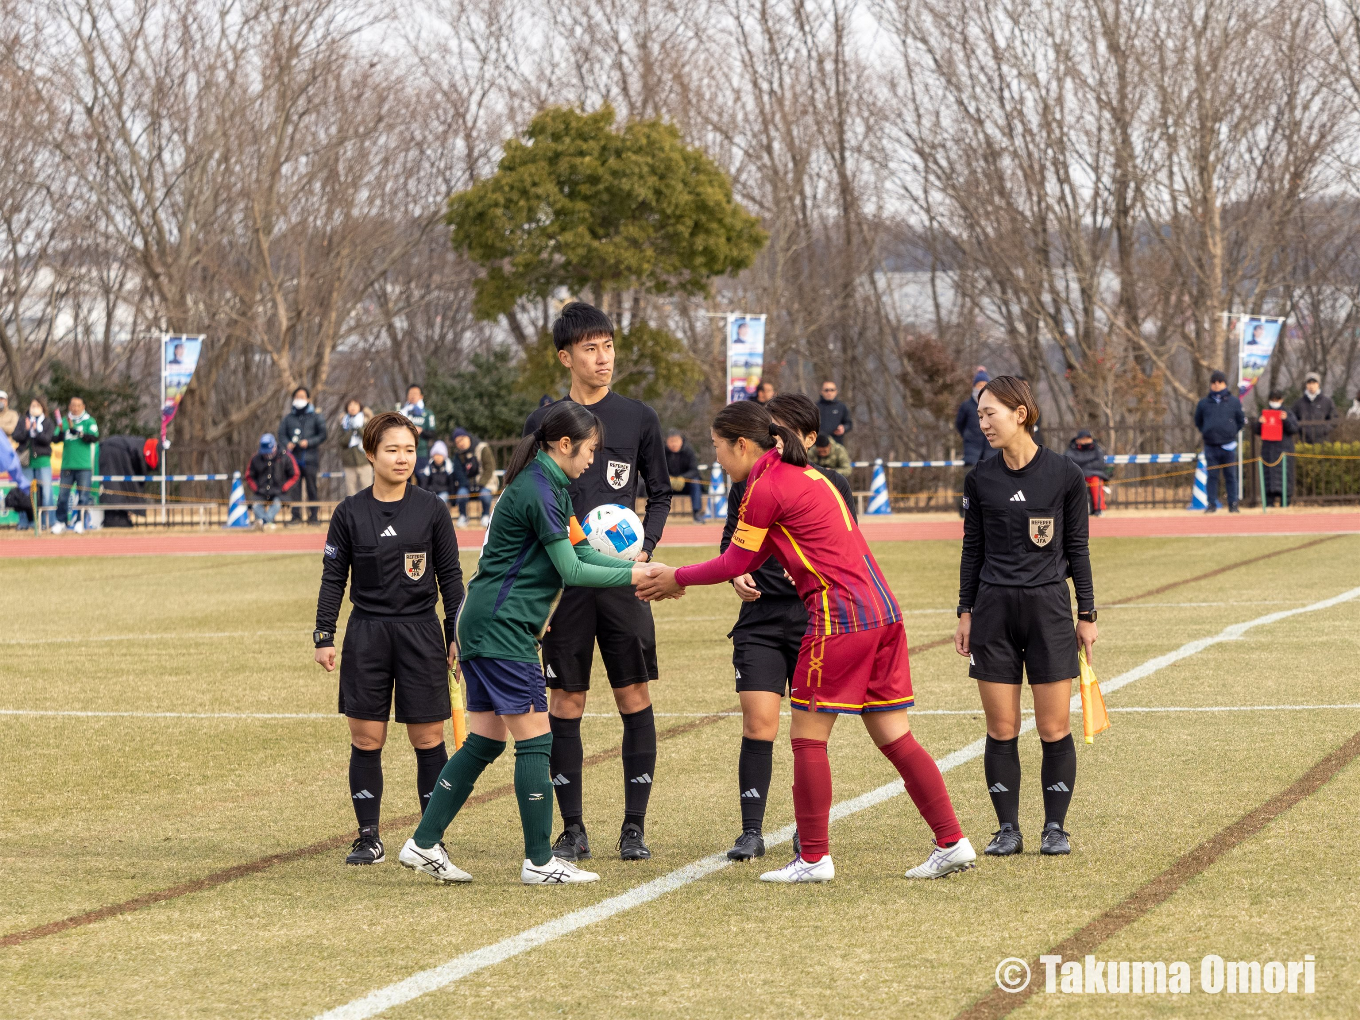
[635,563,684,602]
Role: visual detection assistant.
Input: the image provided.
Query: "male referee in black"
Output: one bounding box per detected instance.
[524,302,671,861]
[314,411,464,866]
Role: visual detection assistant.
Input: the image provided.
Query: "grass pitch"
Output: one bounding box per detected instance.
[2,535,1359,1019]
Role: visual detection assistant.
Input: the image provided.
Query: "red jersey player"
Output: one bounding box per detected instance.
[637,401,976,882]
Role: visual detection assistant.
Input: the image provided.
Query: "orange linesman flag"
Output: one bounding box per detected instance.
[448,664,468,750]
[1079,648,1110,744]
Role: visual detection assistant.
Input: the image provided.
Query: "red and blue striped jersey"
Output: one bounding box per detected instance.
[674,448,901,635]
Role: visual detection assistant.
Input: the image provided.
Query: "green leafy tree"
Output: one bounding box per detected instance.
[424,353,540,441]
[447,105,766,400]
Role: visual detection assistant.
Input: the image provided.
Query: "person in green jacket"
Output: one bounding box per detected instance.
[398,400,666,886]
[809,432,852,474]
[54,396,99,531]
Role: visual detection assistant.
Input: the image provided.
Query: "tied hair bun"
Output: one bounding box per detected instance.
[534,426,548,443]
[768,423,780,437]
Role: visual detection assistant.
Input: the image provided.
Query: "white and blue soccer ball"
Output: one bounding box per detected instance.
[582,504,645,560]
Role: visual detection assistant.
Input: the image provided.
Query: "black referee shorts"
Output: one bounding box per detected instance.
[730,598,807,696]
[967,581,1079,685]
[542,585,658,692]
[339,611,451,724]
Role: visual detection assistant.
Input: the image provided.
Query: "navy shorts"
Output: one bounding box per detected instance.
[461,657,549,715]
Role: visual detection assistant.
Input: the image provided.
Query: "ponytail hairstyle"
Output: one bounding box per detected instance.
[711,400,808,468]
[503,401,605,487]
[979,375,1041,435]
[764,392,820,439]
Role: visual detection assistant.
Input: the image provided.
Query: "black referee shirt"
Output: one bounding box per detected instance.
[315,484,464,646]
[959,445,1094,612]
[524,391,672,555]
[722,466,857,599]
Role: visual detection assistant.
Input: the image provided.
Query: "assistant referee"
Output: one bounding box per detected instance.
[953,376,1097,858]
[314,411,464,867]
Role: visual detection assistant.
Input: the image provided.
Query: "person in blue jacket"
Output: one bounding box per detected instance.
[1193,370,1246,513]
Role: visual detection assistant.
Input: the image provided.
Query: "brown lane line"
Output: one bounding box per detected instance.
[952,727,1360,1020]
[911,534,1344,656]
[1106,534,1341,604]
[1,704,742,949]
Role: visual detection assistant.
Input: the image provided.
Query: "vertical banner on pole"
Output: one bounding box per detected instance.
[1233,313,1285,505]
[161,334,204,505]
[725,314,766,403]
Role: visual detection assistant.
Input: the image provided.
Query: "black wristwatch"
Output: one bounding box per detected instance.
[313,629,334,647]
[956,606,972,618]
[1077,610,1097,623]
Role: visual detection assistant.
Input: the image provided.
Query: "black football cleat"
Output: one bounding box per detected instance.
[726,829,766,861]
[345,826,385,865]
[618,822,652,860]
[551,823,592,861]
[1040,822,1071,855]
[984,822,1024,856]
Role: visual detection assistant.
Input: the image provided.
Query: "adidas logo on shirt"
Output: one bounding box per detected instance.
[352,789,375,800]
[1009,490,1026,502]
[380,525,397,537]
[551,774,571,786]
[987,783,1009,794]
[1046,781,1070,793]
[740,788,761,799]
[629,773,653,785]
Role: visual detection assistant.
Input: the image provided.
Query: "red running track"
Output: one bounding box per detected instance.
[1,511,1357,559]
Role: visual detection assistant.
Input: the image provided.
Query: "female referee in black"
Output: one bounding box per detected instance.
[953,376,1097,857]
[314,410,464,867]
[721,393,855,862]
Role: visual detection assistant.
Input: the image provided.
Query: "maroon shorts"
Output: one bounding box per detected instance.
[790,622,915,715]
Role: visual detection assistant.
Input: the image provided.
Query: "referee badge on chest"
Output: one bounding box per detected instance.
[404,551,427,580]
[1028,516,1055,548]
[606,460,631,489]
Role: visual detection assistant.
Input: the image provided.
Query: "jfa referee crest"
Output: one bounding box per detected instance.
[404,551,427,580]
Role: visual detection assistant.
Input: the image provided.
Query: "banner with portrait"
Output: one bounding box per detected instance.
[1236,315,1284,398]
[161,334,204,440]
[725,314,766,403]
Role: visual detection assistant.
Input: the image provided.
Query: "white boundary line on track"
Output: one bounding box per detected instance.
[7,705,1360,722]
[310,584,1360,1020]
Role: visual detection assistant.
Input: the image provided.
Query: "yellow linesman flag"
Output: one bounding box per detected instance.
[448,663,468,751]
[1079,648,1110,744]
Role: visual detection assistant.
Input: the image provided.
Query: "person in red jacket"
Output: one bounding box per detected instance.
[246,433,299,527]
[637,400,975,884]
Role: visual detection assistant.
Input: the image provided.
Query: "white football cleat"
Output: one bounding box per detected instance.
[521,855,599,884]
[398,838,472,883]
[905,837,977,879]
[759,854,835,883]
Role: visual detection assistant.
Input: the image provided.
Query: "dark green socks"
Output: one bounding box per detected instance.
[413,733,505,849]
[514,733,555,867]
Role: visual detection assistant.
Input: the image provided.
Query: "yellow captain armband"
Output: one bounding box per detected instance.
[731,520,768,551]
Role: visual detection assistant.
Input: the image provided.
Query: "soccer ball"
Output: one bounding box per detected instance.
[581,504,645,560]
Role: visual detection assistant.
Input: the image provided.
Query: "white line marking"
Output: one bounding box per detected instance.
[0,709,334,720]
[310,584,1360,1020]
[0,629,299,646]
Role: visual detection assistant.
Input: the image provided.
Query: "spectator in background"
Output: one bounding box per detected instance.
[452,427,497,528]
[1291,372,1336,444]
[1194,370,1245,513]
[10,397,54,527]
[539,394,555,407]
[1348,389,1360,419]
[247,433,298,528]
[418,440,466,505]
[664,430,707,523]
[817,380,853,438]
[340,397,374,496]
[0,391,16,437]
[281,386,326,524]
[1254,389,1299,507]
[0,427,32,528]
[53,396,99,533]
[753,380,775,405]
[1064,430,1109,516]
[955,370,996,467]
[810,432,852,474]
[399,384,437,467]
